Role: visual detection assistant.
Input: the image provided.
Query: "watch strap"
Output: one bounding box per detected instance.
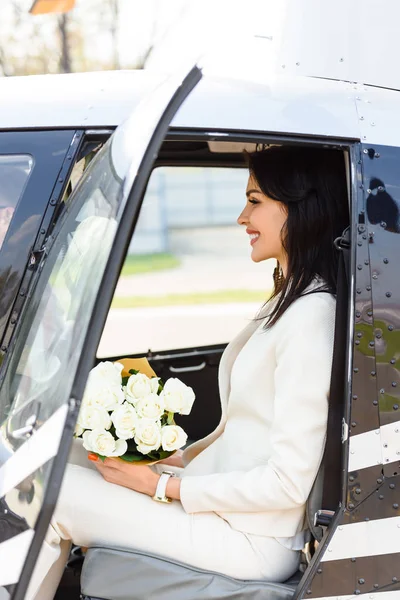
[152,471,175,503]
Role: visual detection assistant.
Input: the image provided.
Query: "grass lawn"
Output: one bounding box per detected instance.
[121,253,181,276]
[112,289,270,309]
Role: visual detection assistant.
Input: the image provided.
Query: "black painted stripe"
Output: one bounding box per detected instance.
[308,552,400,598]
[344,473,400,522]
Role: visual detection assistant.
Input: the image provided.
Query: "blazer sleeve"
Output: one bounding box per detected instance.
[179,295,335,514]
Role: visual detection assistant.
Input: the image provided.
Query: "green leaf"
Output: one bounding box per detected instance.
[167,411,174,425]
[128,369,139,375]
[119,452,148,463]
[121,376,129,386]
[97,454,107,463]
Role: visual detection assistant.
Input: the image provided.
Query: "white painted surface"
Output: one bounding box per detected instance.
[348,419,400,472]
[174,76,361,140]
[321,516,400,561]
[0,404,68,499]
[270,0,400,92]
[0,70,358,140]
[381,420,400,468]
[311,592,400,600]
[348,427,383,472]
[0,529,34,586]
[0,70,160,130]
[2,68,400,147]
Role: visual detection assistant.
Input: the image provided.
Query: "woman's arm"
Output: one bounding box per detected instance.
[158,449,184,468]
[90,454,182,499]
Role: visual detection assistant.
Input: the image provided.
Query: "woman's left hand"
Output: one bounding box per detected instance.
[89,454,159,496]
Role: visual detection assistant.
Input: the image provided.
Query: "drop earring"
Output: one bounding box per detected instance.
[273,261,284,290]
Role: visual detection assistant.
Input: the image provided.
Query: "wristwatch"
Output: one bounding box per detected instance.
[152,471,176,503]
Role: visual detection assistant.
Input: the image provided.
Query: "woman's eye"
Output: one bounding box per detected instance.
[248,198,259,205]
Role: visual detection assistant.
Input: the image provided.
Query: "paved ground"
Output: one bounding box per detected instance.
[115,226,275,297]
[98,302,261,357]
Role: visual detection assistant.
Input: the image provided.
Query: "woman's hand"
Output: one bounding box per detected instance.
[89,454,159,496]
[158,449,184,468]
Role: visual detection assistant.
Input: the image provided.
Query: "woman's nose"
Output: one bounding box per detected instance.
[237,206,248,226]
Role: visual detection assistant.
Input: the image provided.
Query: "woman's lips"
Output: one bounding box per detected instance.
[247,230,260,246]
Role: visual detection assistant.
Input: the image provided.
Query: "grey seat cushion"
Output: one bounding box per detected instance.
[81,547,302,600]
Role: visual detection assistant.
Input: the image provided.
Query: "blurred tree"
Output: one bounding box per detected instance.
[0,0,170,75]
[58,13,72,72]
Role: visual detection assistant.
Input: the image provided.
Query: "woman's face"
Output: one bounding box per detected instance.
[237,174,287,266]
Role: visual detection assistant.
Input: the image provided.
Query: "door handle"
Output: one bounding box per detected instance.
[9,414,37,440]
[169,362,206,373]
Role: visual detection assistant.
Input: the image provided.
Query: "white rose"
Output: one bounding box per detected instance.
[82,429,127,457]
[83,384,125,412]
[160,378,195,415]
[77,405,112,431]
[125,373,159,403]
[161,425,187,452]
[111,402,138,440]
[135,393,164,420]
[134,419,162,455]
[88,361,123,389]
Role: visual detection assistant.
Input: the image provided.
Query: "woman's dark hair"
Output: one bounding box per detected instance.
[246,145,349,327]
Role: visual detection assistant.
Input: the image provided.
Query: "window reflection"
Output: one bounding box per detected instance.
[0,155,33,250]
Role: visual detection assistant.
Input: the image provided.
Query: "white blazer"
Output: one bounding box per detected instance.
[181,286,336,538]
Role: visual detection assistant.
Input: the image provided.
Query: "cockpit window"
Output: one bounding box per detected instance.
[0,154,33,250]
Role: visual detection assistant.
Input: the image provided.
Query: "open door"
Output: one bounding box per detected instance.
[0,65,201,600]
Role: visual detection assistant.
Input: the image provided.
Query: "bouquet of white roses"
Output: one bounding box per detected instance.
[74,360,195,463]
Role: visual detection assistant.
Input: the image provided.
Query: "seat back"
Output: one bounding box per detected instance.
[305,230,350,542]
[305,463,325,542]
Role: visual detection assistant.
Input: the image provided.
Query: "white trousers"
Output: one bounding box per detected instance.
[27,442,300,600]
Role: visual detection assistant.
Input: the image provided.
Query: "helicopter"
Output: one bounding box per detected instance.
[0,0,400,598]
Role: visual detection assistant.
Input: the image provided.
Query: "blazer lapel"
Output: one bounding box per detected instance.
[217,318,259,419]
[183,318,259,465]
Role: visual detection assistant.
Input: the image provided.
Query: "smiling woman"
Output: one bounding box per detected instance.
[27,144,350,600]
[241,146,349,328]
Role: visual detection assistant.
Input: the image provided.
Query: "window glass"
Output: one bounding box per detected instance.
[61,142,103,205]
[98,166,274,357]
[0,155,33,250]
[0,140,121,433]
[0,139,123,534]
